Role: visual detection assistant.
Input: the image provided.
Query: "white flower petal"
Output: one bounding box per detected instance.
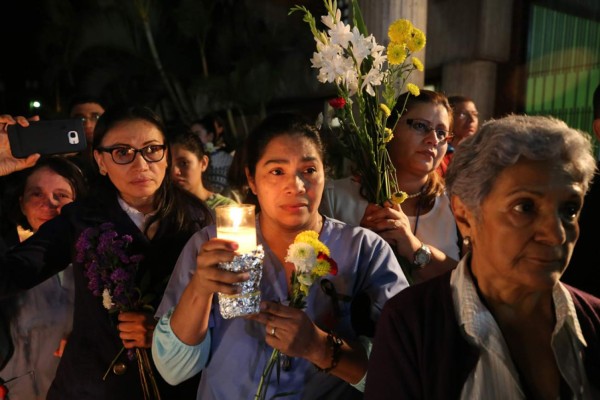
[297,273,314,287]
[285,243,316,273]
[102,288,114,310]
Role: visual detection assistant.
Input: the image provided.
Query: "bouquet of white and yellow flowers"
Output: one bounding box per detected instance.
[290,0,426,205]
[254,231,337,400]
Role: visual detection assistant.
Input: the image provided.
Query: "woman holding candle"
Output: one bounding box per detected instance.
[0,108,211,399]
[152,113,409,399]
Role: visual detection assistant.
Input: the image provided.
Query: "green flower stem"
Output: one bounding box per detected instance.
[102,346,126,381]
[254,348,280,400]
[137,348,162,400]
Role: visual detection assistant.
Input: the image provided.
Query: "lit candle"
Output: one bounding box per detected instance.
[215,205,257,254]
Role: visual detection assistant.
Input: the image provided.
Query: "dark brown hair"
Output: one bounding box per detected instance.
[92,105,212,234]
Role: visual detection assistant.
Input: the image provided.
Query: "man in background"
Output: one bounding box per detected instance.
[561,84,600,297]
[67,95,105,180]
[69,95,105,145]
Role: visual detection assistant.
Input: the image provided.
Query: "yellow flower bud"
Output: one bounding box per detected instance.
[391,191,408,204]
[407,83,420,97]
[317,31,329,45]
[412,56,424,72]
[383,128,394,143]
[380,104,391,118]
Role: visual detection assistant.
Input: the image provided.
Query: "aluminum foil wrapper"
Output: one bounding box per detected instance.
[217,245,264,319]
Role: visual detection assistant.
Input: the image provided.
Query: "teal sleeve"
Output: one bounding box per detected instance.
[151,307,211,385]
[351,335,372,392]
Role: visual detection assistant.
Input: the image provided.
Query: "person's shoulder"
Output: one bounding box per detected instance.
[323,216,378,241]
[59,198,97,217]
[187,224,216,247]
[210,148,233,161]
[384,272,452,313]
[322,216,399,259]
[565,284,600,309]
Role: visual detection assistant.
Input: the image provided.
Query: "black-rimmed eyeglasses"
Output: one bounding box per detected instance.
[96,144,167,165]
[406,119,453,142]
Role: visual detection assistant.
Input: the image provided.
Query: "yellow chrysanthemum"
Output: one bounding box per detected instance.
[295,230,330,256]
[412,56,424,72]
[388,19,413,43]
[407,28,426,52]
[313,260,332,276]
[387,42,406,65]
[391,191,408,204]
[407,83,420,97]
[383,128,394,143]
[379,104,391,118]
[295,230,318,243]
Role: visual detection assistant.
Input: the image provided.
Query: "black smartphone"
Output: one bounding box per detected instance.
[7,119,87,158]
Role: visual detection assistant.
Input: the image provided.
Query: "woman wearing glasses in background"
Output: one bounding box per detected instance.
[321,90,460,284]
[0,107,211,399]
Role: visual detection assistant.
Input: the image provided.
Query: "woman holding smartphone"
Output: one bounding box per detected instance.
[0,108,211,399]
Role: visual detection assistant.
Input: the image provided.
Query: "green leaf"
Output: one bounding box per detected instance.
[351,0,368,36]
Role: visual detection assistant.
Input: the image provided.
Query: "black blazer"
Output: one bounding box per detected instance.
[0,194,204,399]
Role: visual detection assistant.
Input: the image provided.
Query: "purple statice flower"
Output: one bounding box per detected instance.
[75,227,98,263]
[110,268,131,283]
[84,259,103,296]
[77,222,147,313]
[97,230,118,255]
[112,283,131,309]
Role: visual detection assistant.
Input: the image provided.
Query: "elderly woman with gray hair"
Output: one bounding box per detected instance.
[364,114,600,399]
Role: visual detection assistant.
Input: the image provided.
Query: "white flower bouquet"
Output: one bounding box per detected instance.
[291,0,426,205]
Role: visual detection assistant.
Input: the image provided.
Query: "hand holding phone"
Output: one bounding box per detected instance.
[7,119,87,158]
[0,115,41,176]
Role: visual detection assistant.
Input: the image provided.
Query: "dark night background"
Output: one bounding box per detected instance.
[1,1,46,115]
[0,0,329,128]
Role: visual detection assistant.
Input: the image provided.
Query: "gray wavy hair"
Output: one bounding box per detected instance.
[446,114,597,216]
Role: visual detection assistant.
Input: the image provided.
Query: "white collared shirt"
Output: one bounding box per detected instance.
[117,197,155,232]
[450,258,595,399]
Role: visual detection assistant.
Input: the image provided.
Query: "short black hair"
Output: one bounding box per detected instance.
[68,95,106,114]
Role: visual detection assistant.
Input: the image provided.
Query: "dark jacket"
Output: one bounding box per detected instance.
[364,271,600,400]
[561,160,600,297]
[0,194,206,399]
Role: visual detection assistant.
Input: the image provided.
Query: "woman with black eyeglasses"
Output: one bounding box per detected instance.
[320,90,461,284]
[0,107,211,399]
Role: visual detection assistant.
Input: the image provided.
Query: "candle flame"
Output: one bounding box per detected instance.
[229,207,243,230]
